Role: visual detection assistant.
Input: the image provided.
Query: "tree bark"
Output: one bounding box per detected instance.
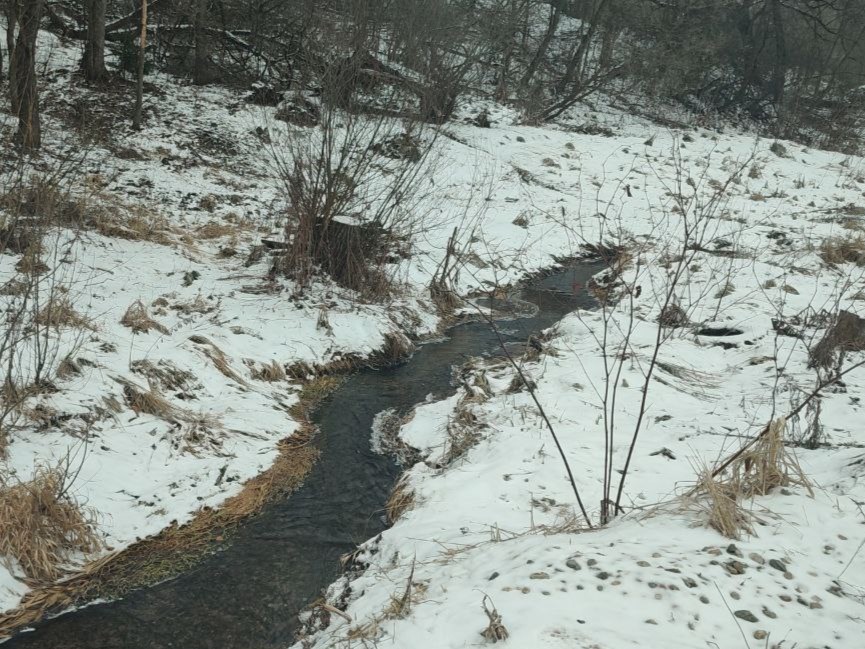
[12,0,43,150]
[769,0,787,123]
[133,0,147,129]
[5,0,20,100]
[520,0,562,89]
[192,0,210,85]
[84,0,107,82]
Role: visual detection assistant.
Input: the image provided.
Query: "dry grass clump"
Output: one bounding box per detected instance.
[730,417,811,498]
[691,418,811,539]
[93,205,175,246]
[35,296,95,331]
[250,360,286,382]
[385,476,415,524]
[819,236,865,266]
[120,379,182,421]
[189,337,248,386]
[695,468,753,539]
[120,300,170,335]
[0,466,102,581]
[480,595,509,642]
[195,220,236,240]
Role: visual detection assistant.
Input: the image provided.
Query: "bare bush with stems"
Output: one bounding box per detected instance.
[0,158,91,455]
[569,142,756,524]
[268,102,439,298]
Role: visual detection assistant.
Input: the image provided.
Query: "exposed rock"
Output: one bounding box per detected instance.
[734,610,758,623]
[768,559,787,572]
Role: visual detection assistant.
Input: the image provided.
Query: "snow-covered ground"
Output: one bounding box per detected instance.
[2,27,865,648]
[293,85,865,649]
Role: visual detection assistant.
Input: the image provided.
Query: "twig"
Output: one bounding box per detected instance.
[471,301,593,528]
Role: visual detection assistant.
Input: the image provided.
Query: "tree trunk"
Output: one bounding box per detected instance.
[133,0,147,129]
[520,1,561,89]
[769,0,787,123]
[84,0,107,82]
[6,0,20,104]
[192,0,210,85]
[12,0,42,150]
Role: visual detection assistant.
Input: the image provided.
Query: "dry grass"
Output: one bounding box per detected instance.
[250,360,287,382]
[385,476,415,524]
[35,296,95,331]
[120,379,182,421]
[120,300,169,335]
[694,468,752,539]
[0,466,102,582]
[690,418,811,539]
[730,417,811,499]
[195,220,237,240]
[188,336,248,385]
[480,595,509,642]
[819,236,865,266]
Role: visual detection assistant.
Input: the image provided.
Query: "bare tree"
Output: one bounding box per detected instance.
[133,0,148,129]
[83,0,108,82]
[10,0,43,150]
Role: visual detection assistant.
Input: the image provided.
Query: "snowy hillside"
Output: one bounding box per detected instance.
[1,14,865,649]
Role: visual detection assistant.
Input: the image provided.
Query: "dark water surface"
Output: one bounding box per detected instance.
[6,262,600,649]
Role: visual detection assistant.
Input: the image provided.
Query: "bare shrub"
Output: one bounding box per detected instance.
[0,465,102,581]
[269,107,436,298]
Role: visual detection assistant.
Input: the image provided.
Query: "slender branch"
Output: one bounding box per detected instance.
[470,301,593,529]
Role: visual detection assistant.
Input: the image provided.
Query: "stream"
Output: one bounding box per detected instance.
[5,261,601,649]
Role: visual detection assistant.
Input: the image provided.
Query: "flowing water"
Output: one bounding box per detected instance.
[5,262,601,649]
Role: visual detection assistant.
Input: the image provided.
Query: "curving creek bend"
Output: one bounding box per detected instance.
[6,262,601,649]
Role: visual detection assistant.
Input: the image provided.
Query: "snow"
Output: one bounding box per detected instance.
[2,24,865,649]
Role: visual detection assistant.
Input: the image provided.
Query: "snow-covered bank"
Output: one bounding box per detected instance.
[294,114,865,647]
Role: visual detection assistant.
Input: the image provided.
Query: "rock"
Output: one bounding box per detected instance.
[245,83,282,106]
[780,594,792,602]
[274,97,320,127]
[471,110,492,128]
[645,619,658,625]
[636,560,651,567]
[596,572,610,580]
[488,571,500,581]
[683,577,698,588]
[730,591,741,600]
[727,544,743,557]
[516,136,525,142]
[734,610,758,623]
[784,571,794,580]
[566,558,581,570]
[749,552,765,565]
[530,572,550,580]
[586,558,598,567]
[809,600,823,609]
[725,560,747,575]
[700,595,710,604]
[754,630,768,640]
[768,559,787,572]
[762,606,777,619]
